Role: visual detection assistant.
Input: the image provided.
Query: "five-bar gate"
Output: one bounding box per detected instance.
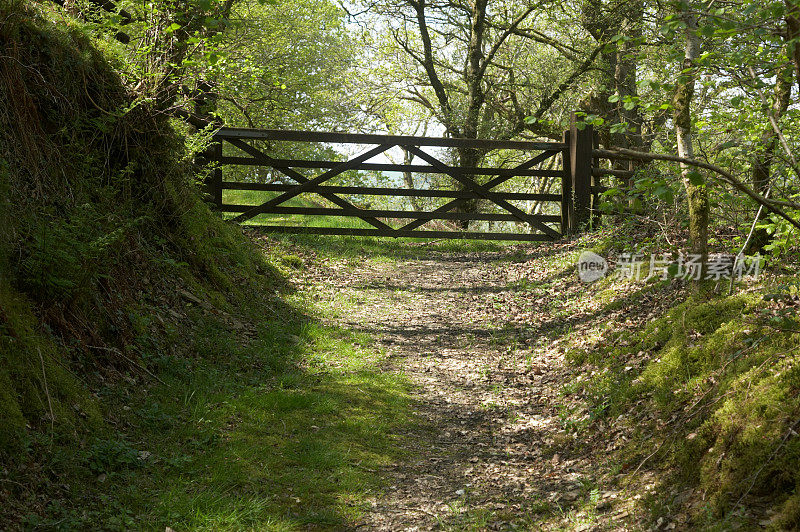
[205,122,598,241]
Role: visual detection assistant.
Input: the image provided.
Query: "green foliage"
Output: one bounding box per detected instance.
[0,2,278,454]
[215,0,359,132]
[600,170,681,215]
[3,0,800,526]
[757,209,800,261]
[0,284,102,450]
[0,8,419,528]
[85,438,142,475]
[572,112,606,130]
[18,206,146,302]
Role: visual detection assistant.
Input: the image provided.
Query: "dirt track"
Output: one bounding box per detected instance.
[298,245,642,530]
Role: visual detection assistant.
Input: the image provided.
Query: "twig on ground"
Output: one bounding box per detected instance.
[38,347,54,434]
[88,345,165,384]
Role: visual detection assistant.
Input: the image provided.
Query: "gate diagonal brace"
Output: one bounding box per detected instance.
[404,146,561,239]
[399,149,560,232]
[224,138,395,230]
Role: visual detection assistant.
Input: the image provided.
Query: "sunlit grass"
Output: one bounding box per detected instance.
[88,303,415,530]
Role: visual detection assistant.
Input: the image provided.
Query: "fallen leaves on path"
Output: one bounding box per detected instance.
[269,240,684,531]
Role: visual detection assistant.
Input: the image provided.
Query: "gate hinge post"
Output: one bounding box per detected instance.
[570,114,593,233]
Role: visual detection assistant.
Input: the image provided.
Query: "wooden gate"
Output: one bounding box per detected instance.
[205,124,597,241]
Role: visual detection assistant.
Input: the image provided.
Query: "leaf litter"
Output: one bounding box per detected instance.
[283,240,685,531]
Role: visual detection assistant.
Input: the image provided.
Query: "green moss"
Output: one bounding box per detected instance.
[0,159,9,279]
[634,295,751,396]
[772,494,800,530]
[574,284,800,523]
[0,364,25,447]
[0,2,280,459]
[0,284,100,449]
[694,352,800,515]
[279,254,305,270]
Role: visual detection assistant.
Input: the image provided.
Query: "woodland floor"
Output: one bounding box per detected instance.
[285,239,669,531]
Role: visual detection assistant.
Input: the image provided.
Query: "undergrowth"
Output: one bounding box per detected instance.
[0,0,264,443]
[563,227,800,528]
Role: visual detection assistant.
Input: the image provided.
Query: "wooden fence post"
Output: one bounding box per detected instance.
[590,129,601,229]
[570,117,593,231]
[212,139,223,207]
[561,129,572,235]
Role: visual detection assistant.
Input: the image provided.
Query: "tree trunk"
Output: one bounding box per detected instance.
[673,4,708,269]
[786,0,800,94]
[581,0,647,190]
[748,58,793,251]
[580,0,618,149]
[453,146,485,229]
[400,148,423,211]
[450,0,488,228]
[614,5,644,152]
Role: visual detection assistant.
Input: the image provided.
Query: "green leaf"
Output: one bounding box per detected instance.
[654,185,674,204]
[610,122,629,134]
[686,170,704,186]
[667,263,679,277]
[699,25,715,37]
[607,94,620,103]
[165,22,182,33]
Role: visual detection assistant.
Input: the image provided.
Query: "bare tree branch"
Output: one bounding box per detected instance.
[530,42,606,122]
[477,6,536,81]
[410,0,459,136]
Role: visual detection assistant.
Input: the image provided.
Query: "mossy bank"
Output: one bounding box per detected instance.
[0,3,414,528]
[566,257,800,528]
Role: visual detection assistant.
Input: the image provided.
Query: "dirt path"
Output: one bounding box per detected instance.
[298,246,637,530]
